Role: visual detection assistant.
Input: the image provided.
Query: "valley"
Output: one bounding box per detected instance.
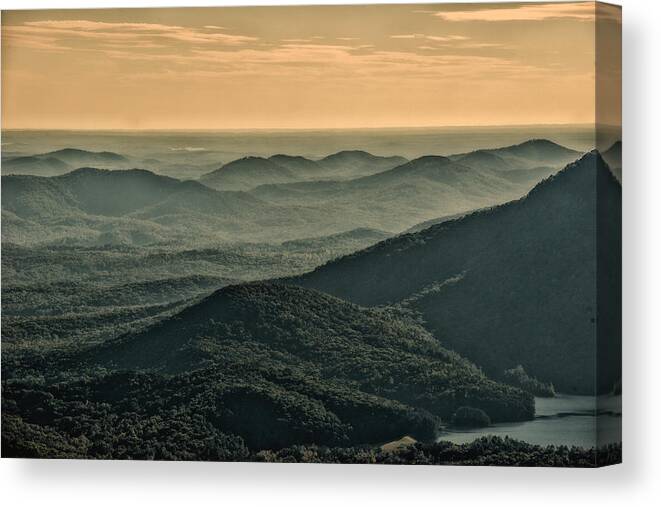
[1,131,622,466]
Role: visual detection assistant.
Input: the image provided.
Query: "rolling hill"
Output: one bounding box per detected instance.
[0,168,301,245]
[249,154,545,233]
[2,148,130,176]
[454,150,513,172]
[2,168,196,218]
[2,167,404,246]
[489,139,581,167]
[199,150,408,191]
[268,154,323,174]
[288,151,621,395]
[2,141,589,248]
[46,148,129,167]
[199,156,300,191]
[449,139,581,171]
[1,155,73,177]
[83,283,532,444]
[1,282,535,456]
[317,150,408,178]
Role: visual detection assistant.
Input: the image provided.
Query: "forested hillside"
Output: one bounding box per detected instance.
[2,283,533,458]
[290,152,622,394]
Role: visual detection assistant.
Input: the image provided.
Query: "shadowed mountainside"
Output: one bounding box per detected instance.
[602,141,621,181]
[1,282,533,458]
[88,282,533,425]
[288,152,621,395]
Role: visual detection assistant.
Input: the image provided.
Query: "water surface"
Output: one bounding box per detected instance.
[438,394,621,448]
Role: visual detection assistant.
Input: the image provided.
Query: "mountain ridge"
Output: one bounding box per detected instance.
[2,148,131,177]
[449,139,580,171]
[199,150,409,191]
[88,281,534,427]
[287,151,621,394]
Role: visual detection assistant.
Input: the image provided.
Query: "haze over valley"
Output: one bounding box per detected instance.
[2,131,589,247]
[1,128,622,464]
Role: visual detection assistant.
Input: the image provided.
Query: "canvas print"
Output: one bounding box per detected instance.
[0,2,621,466]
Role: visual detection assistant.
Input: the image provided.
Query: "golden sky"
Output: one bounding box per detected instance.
[1,2,621,130]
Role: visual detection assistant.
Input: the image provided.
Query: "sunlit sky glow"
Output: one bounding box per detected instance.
[1,2,621,130]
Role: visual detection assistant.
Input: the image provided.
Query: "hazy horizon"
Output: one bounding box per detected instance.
[2,122,602,131]
[2,124,610,161]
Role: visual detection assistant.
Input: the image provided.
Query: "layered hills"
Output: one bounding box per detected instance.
[448,139,581,170]
[246,140,582,232]
[3,140,580,247]
[199,150,408,191]
[1,138,621,462]
[289,152,622,394]
[2,148,130,176]
[248,156,536,233]
[1,167,326,245]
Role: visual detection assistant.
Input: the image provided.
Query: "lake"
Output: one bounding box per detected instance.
[438,394,622,449]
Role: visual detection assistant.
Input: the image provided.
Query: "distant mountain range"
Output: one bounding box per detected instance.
[200,156,299,191]
[2,167,399,247]
[45,148,128,166]
[316,150,409,178]
[1,167,317,245]
[288,151,622,395]
[1,139,590,248]
[1,147,224,180]
[248,140,580,233]
[2,148,130,176]
[199,150,408,191]
[0,155,73,177]
[449,139,581,170]
[3,167,203,218]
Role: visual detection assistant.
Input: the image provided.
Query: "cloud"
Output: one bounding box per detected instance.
[390,33,507,51]
[2,16,564,88]
[111,41,551,85]
[434,2,595,22]
[2,19,257,53]
[25,20,180,31]
[391,34,469,41]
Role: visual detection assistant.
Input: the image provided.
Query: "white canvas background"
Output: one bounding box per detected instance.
[1,0,658,506]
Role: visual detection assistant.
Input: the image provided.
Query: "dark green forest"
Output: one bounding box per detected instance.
[291,152,622,395]
[1,141,621,466]
[3,283,535,458]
